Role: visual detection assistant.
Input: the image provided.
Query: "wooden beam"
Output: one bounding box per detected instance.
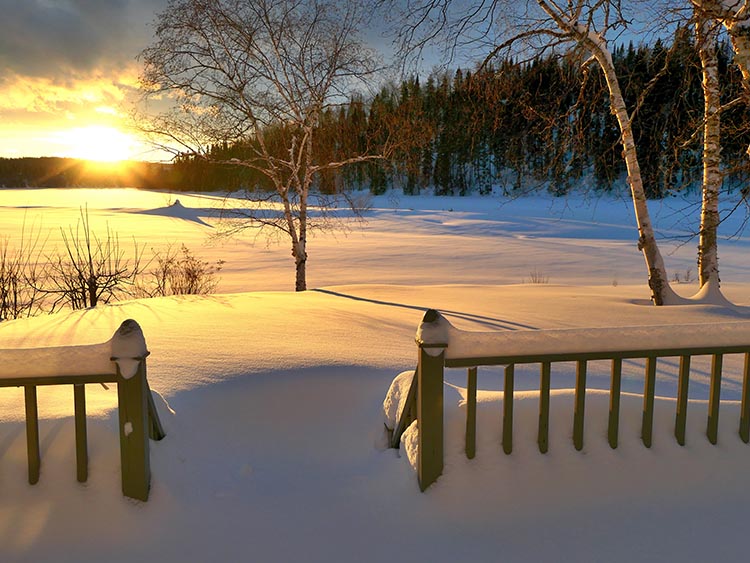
[741,353,750,443]
[465,367,477,459]
[538,362,551,454]
[642,357,657,448]
[503,364,514,455]
[417,345,445,492]
[675,355,691,446]
[573,360,587,451]
[117,361,151,501]
[24,385,40,485]
[608,358,622,449]
[74,384,88,483]
[707,354,723,445]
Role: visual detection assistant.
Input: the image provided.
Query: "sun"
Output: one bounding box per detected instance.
[59,125,139,162]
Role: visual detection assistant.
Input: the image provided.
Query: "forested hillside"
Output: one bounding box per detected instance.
[3,27,748,198]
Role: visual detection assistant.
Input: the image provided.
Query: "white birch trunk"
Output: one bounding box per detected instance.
[697,18,722,289]
[536,0,678,304]
[696,1,750,100]
[592,47,678,304]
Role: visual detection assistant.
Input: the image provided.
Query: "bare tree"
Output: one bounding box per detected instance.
[694,1,750,85]
[382,0,682,304]
[0,227,45,321]
[139,0,391,291]
[138,244,223,297]
[41,208,144,311]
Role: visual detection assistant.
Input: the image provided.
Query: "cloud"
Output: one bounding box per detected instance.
[0,66,140,117]
[0,0,167,79]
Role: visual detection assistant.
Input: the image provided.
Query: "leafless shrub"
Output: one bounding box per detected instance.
[139,244,223,297]
[0,228,45,321]
[672,268,695,284]
[41,208,144,311]
[526,268,550,284]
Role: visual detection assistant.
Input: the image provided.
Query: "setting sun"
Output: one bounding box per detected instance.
[56,125,139,162]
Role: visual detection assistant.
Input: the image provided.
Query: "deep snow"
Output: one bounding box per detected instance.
[1,187,750,562]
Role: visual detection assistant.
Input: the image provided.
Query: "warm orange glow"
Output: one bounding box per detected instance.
[55,125,139,162]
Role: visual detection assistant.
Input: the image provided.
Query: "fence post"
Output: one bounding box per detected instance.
[608,358,622,449]
[538,362,551,454]
[573,360,587,451]
[117,359,151,501]
[503,364,515,455]
[416,309,448,492]
[642,356,657,448]
[707,354,723,445]
[73,384,88,482]
[24,385,40,485]
[675,355,691,446]
[741,353,750,443]
[465,367,477,459]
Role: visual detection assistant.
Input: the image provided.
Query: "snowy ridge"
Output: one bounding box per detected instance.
[0,319,147,379]
[3,189,750,561]
[418,309,750,360]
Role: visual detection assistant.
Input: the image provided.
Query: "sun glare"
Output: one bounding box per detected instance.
[59,125,139,162]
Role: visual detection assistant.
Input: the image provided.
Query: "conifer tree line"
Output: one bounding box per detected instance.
[166,26,750,199]
[2,28,749,199]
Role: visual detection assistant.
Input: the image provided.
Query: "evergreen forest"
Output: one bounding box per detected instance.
[3,28,750,200]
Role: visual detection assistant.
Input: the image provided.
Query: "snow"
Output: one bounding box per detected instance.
[418,309,750,360]
[382,369,415,430]
[110,319,148,379]
[2,187,750,561]
[0,320,146,379]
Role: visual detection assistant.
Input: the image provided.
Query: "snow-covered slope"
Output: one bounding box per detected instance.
[2,188,750,562]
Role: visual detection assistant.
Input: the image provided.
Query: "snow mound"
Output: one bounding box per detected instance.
[418,309,750,360]
[383,369,415,430]
[136,199,214,226]
[0,319,147,379]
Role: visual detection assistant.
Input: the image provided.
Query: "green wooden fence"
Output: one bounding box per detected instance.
[0,320,165,501]
[392,309,750,492]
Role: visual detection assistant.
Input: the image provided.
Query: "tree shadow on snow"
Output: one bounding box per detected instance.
[312,288,537,331]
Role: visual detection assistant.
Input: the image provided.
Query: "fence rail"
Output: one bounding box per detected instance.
[392,309,750,491]
[0,320,165,501]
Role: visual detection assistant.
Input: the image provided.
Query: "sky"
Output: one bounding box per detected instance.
[0,0,169,161]
[0,0,664,164]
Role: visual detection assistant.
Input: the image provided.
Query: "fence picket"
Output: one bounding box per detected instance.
[503,364,514,455]
[465,367,477,459]
[74,384,88,483]
[574,360,587,451]
[412,309,750,492]
[741,353,750,443]
[642,357,657,448]
[538,362,551,454]
[608,358,622,449]
[707,354,723,445]
[675,355,690,446]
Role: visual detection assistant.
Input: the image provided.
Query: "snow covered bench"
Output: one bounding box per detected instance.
[389,309,750,491]
[0,319,165,501]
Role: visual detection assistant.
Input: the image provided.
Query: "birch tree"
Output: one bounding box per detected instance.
[693,1,750,86]
[139,0,386,291]
[688,1,748,298]
[696,15,723,289]
[385,0,679,304]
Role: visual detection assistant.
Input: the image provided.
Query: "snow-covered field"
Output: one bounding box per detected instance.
[2,187,750,562]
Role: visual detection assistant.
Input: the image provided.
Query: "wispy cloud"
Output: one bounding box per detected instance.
[0,0,166,157]
[0,0,166,78]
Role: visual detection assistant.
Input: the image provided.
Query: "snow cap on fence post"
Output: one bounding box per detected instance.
[416,309,451,356]
[110,319,148,379]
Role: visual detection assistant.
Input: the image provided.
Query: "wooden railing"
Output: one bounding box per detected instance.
[392,309,750,491]
[0,320,166,501]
